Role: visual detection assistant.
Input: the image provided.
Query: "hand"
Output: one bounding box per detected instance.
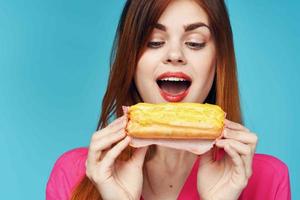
[85,115,148,200]
[197,119,258,200]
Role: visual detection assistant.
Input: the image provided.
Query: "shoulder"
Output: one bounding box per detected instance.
[46,147,88,200]
[52,147,88,169]
[253,154,288,171]
[252,153,289,174]
[240,154,291,200]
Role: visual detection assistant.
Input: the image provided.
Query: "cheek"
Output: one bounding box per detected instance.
[135,50,162,79]
[197,57,215,78]
[135,52,158,90]
[189,48,216,79]
[134,52,163,103]
[187,46,216,101]
[135,55,149,82]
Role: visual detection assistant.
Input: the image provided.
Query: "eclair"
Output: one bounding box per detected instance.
[126,102,225,140]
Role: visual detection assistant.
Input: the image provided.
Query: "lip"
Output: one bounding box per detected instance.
[156,71,192,102]
[156,72,192,82]
[159,87,190,102]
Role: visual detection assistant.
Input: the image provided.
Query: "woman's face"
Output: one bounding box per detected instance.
[135,0,216,103]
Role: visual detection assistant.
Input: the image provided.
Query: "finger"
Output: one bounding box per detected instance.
[217,139,253,178]
[226,140,253,179]
[92,129,126,152]
[216,139,251,155]
[224,119,250,132]
[87,130,126,165]
[92,117,127,139]
[100,136,131,168]
[131,146,149,167]
[107,115,127,128]
[104,116,127,133]
[241,154,253,179]
[94,115,125,134]
[223,143,246,177]
[223,128,258,150]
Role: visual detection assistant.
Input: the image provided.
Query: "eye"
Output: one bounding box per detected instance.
[185,42,206,50]
[147,41,165,49]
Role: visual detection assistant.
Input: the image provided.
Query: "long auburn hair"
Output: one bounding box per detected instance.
[71,0,242,199]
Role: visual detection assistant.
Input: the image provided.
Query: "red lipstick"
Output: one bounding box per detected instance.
[156,72,192,81]
[156,72,192,102]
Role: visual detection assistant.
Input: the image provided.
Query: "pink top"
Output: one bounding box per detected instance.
[46,147,291,200]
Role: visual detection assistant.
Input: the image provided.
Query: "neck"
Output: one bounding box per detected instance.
[150,146,197,171]
[142,146,198,197]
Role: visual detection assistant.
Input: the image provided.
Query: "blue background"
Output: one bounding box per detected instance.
[0,0,299,199]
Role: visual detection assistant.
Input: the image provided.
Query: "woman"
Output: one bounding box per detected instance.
[46,0,291,199]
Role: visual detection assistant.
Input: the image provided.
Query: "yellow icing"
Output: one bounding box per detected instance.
[129,103,225,129]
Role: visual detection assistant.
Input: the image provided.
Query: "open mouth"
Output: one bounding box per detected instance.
[156,72,192,102]
[157,78,191,95]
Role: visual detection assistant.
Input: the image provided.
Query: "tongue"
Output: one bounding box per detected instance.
[159,81,189,95]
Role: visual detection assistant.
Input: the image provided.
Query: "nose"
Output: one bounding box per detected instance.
[163,44,187,65]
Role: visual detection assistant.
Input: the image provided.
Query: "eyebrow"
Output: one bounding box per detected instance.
[153,22,210,32]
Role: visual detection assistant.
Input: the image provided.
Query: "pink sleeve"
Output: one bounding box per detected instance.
[46,148,88,200]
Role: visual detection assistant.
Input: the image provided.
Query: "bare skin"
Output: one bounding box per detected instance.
[85,1,258,200]
[85,116,257,200]
[85,116,148,200]
[142,147,197,200]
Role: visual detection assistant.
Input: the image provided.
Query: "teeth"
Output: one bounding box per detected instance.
[160,77,187,81]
